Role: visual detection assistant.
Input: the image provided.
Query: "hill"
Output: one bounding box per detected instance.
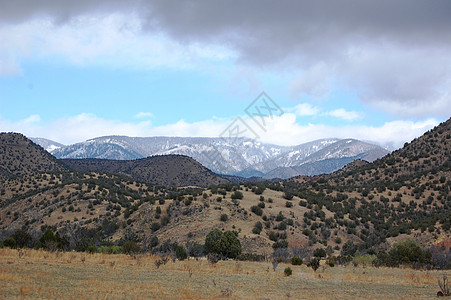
[285,117,451,250]
[1,119,450,260]
[60,155,229,187]
[0,132,67,179]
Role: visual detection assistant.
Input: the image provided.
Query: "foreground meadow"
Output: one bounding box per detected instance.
[0,248,442,299]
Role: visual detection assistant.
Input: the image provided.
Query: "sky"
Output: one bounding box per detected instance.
[0,1,450,149]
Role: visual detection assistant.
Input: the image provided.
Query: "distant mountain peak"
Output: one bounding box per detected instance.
[44,135,388,179]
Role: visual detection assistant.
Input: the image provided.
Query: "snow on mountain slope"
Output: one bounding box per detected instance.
[30,137,65,152]
[50,136,388,178]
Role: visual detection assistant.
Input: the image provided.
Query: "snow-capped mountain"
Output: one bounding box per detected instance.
[30,138,65,152]
[46,135,389,178]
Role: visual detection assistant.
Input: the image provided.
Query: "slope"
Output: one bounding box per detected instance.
[60,155,229,187]
[0,132,67,179]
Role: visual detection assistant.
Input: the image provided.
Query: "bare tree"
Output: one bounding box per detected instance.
[438,274,450,297]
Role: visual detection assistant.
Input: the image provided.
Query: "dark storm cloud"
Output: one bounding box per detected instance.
[1,0,451,116]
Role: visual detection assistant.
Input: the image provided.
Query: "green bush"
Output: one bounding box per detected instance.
[122,241,140,254]
[86,245,97,253]
[310,257,320,271]
[353,252,376,266]
[283,190,293,200]
[231,191,243,200]
[175,245,188,260]
[11,230,33,248]
[205,229,223,254]
[284,267,293,276]
[341,241,357,256]
[313,248,327,258]
[110,245,123,254]
[220,214,228,222]
[151,222,161,232]
[252,222,263,235]
[205,229,241,259]
[291,256,303,265]
[387,239,428,267]
[250,205,263,216]
[39,228,68,251]
[3,237,17,249]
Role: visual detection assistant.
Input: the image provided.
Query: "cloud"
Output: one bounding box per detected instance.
[294,103,320,116]
[290,62,333,98]
[256,113,438,149]
[0,111,439,150]
[0,113,152,144]
[134,112,154,119]
[326,109,362,121]
[1,1,450,116]
[0,13,235,73]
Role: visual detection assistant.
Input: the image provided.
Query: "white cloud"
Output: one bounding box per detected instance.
[256,114,438,149]
[0,112,439,150]
[134,112,154,119]
[294,103,320,116]
[325,108,362,121]
[0,14,236,73]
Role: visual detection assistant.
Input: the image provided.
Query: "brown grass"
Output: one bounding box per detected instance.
[0,248,443,299]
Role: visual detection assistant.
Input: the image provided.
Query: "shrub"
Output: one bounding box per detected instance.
[110,245,123,254]
[251,206,263,216]
[252,222,263,235]
[39,228,68,251]
[387,239,427,267]
[291,256,303,265]
[277,222,287,230]
[3,237,17,249]
[122,241,140,254]
[205,229,223,254]
[220,214,228,222]
[219,231,242,258]
[283,190,293,200]
[151,222,161,232]
[231,191,243,200]
[272,240,288,249]
[310,257,320,271]
[284,267,293,276]
[353,252,376,266]
[175,245,188,260]
[160,216,170,227]
[285,201,293,208]
[150,236,159,248]
[11,230,33,248]
[205,229,241,259]
[341,241,357,256]
[313,248,327,258]
[86,245,97,253]
[237,253,265,262]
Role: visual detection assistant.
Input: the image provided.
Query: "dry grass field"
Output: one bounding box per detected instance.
[0,248,443,299]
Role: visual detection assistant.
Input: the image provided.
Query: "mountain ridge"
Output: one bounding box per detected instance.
[45,135,388,178]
